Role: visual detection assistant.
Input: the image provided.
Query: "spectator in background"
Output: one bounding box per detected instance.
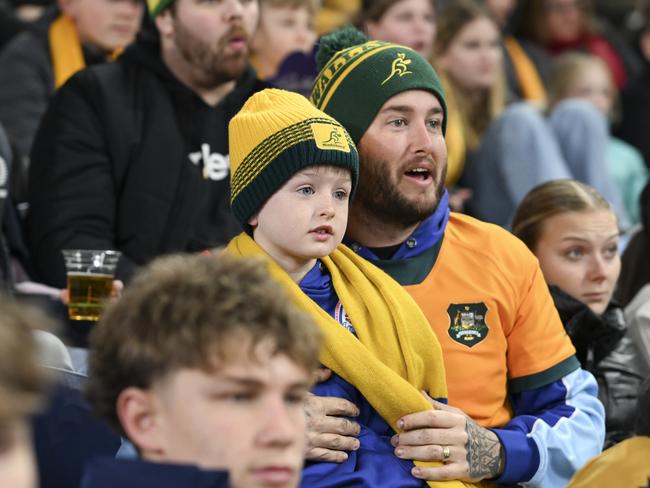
[357,0,436,61]
[0,298,47,488]
[26,0,265,288]
[567,376,650,488]
[549,52,649,226]
[435,0,627,229]
[0,0,143,165]
[483,0,550,106]
[84,253,320,487]
[512,179,648,447]
[515,0,641,89]
[249,0,318,97]
[249,0,317,81]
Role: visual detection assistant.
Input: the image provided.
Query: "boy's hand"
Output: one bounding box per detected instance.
[60,280,124,304]
[305,394,361,463]
[391,392,504,482]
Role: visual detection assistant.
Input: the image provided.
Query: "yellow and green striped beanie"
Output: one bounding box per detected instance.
[229,88,359,227]
[311,26,447,143]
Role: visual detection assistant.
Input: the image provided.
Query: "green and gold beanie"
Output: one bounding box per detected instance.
[229,88,359,227]
[311,26,447,143]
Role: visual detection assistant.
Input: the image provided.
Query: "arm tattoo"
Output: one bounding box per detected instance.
[465,418,504,480]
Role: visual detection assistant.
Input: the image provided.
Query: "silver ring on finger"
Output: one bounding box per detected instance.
[442,445,451,461]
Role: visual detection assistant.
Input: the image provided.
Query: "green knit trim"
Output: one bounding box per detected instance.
[231,117,349,202]
[231,138,358,226]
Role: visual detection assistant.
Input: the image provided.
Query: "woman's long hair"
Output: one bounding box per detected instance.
[434,0,505,152]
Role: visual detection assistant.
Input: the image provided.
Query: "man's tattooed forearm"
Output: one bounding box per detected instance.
[465,418,504,480]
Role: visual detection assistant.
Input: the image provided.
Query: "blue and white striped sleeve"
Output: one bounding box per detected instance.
[489,368,605,487]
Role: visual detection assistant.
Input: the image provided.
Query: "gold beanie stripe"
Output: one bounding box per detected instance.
[314,43,401,111]
[231,117,338,202]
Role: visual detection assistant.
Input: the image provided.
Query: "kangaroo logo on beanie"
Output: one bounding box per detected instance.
[381,52,413,86]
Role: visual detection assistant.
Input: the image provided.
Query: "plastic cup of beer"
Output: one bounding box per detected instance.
[62,249,121,321]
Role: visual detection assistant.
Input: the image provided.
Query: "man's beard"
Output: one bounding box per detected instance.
[353,155,446,228]
[173,20,248,88]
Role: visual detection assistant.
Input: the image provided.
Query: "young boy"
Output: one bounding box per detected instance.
[227,89,473,487]
[0,298,48,488]
[249,0,318,81]
[83,253,321,488]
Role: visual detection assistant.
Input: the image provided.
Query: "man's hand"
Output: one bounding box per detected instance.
[305,392,361,463]
[391,392,504,482]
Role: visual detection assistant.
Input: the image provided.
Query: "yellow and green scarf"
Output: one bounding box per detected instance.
[228,233,476,488]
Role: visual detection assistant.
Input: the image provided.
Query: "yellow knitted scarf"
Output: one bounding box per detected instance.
[49,15,121,89]
[227,233,476,488]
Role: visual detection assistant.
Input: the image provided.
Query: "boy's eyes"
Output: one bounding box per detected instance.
[297,186,315,196]
[333,189,348,200]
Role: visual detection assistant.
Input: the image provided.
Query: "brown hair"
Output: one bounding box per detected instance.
[86,253,322,434]
[512,179,614,251]
[0,298,47,420]
[515,0,597,45]
[434,0,505,151]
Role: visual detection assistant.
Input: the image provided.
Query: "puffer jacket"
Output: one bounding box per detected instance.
[550,286,649,446]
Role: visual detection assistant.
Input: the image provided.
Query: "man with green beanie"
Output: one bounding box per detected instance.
[27,0,266,288]
[306,26,605,487]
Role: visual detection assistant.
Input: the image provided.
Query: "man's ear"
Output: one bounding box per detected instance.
[116,387,166,458]
[248,213,259,227]
[155,9,174,39]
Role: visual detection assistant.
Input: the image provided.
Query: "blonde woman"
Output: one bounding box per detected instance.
[512,179,648,446]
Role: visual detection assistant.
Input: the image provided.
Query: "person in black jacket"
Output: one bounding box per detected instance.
[27,0,265,287]
[513,179,649,447]
[0,0,143,167]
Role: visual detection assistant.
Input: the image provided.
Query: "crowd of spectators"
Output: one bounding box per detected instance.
[1,0,649,487]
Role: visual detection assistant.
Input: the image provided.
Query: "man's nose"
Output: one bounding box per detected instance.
[411,120,435,155]
[223,0,245,19]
